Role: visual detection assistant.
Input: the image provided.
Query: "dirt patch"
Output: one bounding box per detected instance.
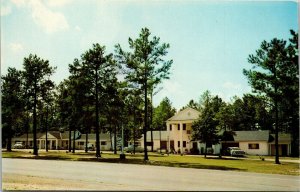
[2,173,142,190]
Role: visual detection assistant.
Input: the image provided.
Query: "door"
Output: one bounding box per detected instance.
[170,140,174,152]
[281,144,288,156]
[160,141,167,149]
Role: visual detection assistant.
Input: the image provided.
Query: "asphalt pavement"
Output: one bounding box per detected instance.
[2,158,300,191]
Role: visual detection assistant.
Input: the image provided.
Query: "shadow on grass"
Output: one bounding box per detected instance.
[75,157,245,171]
[205,157,243,161]
[149,161,245,171]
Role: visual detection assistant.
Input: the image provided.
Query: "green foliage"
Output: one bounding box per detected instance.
[215,94,272,131]
[192,91,224,157]
[153,97,176,131]
[115,27,173,160]
[22,54,56,155]
[2,68,25,151]
[243,30,299,157]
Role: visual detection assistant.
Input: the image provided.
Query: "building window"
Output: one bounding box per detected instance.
[183,124,186,130]
[101,141,107,145]
[183,141,186,148]
[146,142,153,146]
[79,142,84,145]
[178,124,180,130]
[169,124,172,131]
[187,130,191,134]
[178,141,180,147]
[248,143,259,149]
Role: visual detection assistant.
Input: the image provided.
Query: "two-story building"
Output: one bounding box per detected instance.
[166,107,200,154]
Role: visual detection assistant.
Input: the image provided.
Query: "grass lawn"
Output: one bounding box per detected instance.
[2,150,299,176]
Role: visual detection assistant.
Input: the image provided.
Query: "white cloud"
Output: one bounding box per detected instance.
[10,0,69,33]
[9,43,24,52]
[1,5,11,16]
[29,0,69,33]
[46,0,72,7]
[222,81,241,90]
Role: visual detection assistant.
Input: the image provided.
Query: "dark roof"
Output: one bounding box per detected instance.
[47,131,61,139]
[233,130,270,142]
[79,133,111,141]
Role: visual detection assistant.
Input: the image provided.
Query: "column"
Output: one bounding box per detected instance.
[180,123,183,154]
[56,139,58,150]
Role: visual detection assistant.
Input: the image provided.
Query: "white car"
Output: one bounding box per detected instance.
[124,145,144,153]
[227,147,245,157]
[13,142,24,149]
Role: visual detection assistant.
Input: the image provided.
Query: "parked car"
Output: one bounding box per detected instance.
[85,143,95,151]
[124,145,144,153]
[226,147,245,157]
[13,142,24,149]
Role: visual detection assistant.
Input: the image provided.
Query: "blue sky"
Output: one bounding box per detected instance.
[1,0,298,110]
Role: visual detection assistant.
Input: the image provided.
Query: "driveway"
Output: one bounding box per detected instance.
[2,158,300,191]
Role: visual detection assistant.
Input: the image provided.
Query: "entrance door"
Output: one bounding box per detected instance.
[160,141,167,149]
[193,142,197,149]
[170,140,174,152]
[281,144,288,156]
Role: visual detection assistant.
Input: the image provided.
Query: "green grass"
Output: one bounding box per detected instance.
[2,150,299,176]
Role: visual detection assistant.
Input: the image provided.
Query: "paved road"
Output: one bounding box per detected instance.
[2,158,300,191]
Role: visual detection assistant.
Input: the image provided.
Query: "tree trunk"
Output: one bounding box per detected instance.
[133,108,136,154]
[159,127,161,154]
[26,128,29,149]
[68,128,71,152]
[72,129,75,153]
[204,143,207,158]
[291,118,299,157]
[45,105,49,152]
[114,124,117,154]
[26,114,29,149]
[143,78,149,161]
[33,82,38,156]
[150,92,153,152]
[110,125,112,151]
[7,132,12,152]
[85,128,88,153]
[274,68,280,164]
[95,64,101,158]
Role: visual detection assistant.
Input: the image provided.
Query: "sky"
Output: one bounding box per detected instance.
[1,0,298,110]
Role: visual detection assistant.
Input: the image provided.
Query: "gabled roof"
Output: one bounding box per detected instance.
[233,130,270,142]
[167,107,200,121]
